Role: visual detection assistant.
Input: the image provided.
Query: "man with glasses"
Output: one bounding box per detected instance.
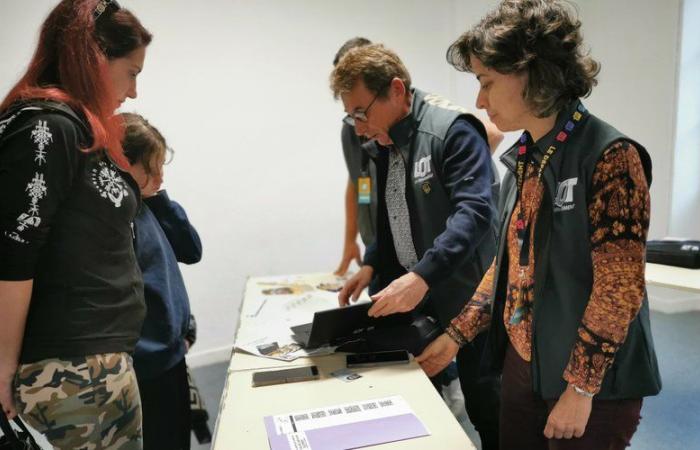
[332,44,502,450]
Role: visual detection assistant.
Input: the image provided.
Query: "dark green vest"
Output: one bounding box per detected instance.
[372,89,499,326]
[487,100,662,400]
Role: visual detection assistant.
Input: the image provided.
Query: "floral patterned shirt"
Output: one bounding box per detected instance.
[447,140,650,394]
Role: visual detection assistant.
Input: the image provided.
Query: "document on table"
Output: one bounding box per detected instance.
[264,395,429,450]
[242,273,370,326]
[235,335,335,362]
[236,273,371,362]
[234,291,336,361]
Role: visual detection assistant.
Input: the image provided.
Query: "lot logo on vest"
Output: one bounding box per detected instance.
[423,93,468,114]
[554,177,577,212]
[413,155,433,184]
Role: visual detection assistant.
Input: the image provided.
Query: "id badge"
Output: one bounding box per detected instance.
[358,176,371,205]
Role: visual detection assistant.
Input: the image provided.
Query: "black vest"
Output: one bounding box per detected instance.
[368,89,500,327]
[485,100,662,400]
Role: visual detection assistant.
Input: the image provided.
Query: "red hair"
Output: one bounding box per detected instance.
[0,0,152,169]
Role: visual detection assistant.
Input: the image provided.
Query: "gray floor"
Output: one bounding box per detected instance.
[190,361,228,450]
[190,310,700,449]
[631,310,700,450]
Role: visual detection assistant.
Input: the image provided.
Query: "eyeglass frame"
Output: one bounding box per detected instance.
[342,82,392,127]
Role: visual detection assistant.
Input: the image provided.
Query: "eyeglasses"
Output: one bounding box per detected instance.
[343,84,389,127]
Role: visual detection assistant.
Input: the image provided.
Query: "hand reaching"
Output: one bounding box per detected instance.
[338,265,373,306]
[367,272,428,317]
[415,333,459,377]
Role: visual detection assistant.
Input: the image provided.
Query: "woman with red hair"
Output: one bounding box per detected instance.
[0,1,152,448]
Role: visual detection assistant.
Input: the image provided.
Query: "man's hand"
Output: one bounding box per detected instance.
[415,333,459,377]
[367,272,427,317]
[334,241,362,276]
[338,265,373,306]
[544,384,593,439]
[0,366,18,419]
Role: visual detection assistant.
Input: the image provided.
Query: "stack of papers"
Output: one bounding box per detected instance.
[235,273,369,362]
[264,395,429,449]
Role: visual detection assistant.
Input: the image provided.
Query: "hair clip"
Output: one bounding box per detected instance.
[94,0,120,20]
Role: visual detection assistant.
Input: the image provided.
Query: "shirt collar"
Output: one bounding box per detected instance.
[500,98,583,171]
[387,88,417,149]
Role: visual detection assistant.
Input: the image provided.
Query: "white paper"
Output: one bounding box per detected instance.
[236,273,370,361]
[285,432,312,450]
[271,396,413,434]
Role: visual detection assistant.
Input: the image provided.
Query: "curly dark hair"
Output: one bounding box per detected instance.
[447,0,599,117]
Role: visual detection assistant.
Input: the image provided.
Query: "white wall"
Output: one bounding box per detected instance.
[670,0,700,239]
[128,0,473,363]
[454,0,683,241]
[0,0,685,364]
[576,0,682,240]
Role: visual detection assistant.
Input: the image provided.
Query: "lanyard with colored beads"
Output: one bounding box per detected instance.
[514,102,589,268]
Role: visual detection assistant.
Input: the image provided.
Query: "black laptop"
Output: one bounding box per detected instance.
[290,302,372,349]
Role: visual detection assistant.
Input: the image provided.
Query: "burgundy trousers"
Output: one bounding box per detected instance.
[499,343,642,450]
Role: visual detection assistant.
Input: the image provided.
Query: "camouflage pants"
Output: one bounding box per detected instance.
[14,353,143,450]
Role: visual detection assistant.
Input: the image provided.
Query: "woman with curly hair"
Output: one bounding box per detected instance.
[416,1,661,448]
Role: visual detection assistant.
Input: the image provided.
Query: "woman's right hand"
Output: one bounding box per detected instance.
[0,280,33,420]
[338,265,373,306]
[415,333,460,377]
[0,367,18,419]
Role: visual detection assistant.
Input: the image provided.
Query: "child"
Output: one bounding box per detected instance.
[122,113,202,450]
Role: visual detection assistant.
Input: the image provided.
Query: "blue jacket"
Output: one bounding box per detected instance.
[132,190,202,379]
[363,89,498,328]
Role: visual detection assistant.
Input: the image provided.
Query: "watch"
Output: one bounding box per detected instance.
[571,384,595,398]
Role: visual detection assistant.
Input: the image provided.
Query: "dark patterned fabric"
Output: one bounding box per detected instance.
[385,148,419,271]
[563,141,649,393]
[0,105,145,364]
[447,261,495,344]
[450,141,649,394]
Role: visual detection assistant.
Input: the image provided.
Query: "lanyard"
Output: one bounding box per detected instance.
[360,143,370,176]
[515,102,588,268]
[357,145,371,205]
